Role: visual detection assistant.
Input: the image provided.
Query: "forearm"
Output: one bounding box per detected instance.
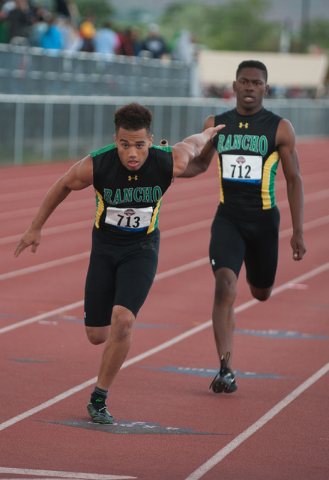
[172,123,223,178]
[31,179,72,230]
[179,155,211,178]
[178,132,216,178]
[182,131,214,157]
[286,175,304,233]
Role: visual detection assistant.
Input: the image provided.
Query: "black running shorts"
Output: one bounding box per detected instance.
[84,226,160,327]
[209,203,280,289]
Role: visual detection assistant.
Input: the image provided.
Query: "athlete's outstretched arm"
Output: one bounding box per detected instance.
[14,155,93,257]
[172,121,224,178]
[277,119,306,261]
[178,116,218,178]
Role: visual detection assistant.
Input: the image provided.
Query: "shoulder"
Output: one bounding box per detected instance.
[261,108,283,124]
[203,115,215,130]
[149,146,174,180]
[213,108,236,126]
[151,145,173,155]
[90,143,117,159]
[204,113,231,130]
[150,145,174,168]
[65,154,93,186]
[276,118,296,147]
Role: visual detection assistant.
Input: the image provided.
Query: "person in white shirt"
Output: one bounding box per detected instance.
[94,21,120,55]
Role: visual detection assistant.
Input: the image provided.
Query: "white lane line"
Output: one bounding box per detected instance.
[0,220,93,246]
[0,219,211,282]
[0,467,136,479]
[160,219,212,239]
[0,198,215,246]
[0,252,91,281]
[276,188,329,208]
[0,301,84,334]
[155,258,209,280]
[0,257,211,334]
[0,261,328,431]
[1,188,328,246]
[2,213,329,282]
[0,198,93,221]
[184,363,329,480]
[279,214,329,238]
[0,163,325,202]
[0,193,219,222]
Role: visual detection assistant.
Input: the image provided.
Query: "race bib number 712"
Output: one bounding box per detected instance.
[222,154,262,184]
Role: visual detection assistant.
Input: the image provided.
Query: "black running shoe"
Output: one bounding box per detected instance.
[87,400,114,424]
[209,352,238,394]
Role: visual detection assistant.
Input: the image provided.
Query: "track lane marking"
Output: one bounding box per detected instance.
[0,192,218,222]
[1,166,326,205]
[0,467,136,479]
[0,261,328,430]
[0,175,219,204]
[1,214,328,282]
[0,257,211,334]
[1,188,328,246]
[184,363,329,480]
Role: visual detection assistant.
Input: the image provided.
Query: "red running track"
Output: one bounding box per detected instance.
[0,139,329,480]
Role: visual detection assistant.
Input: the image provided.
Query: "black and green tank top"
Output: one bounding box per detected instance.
[91,143,173,237]
[213,108,282,209]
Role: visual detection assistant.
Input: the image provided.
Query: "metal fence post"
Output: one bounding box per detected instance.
[14,101,24,165]
[43,101,53,162]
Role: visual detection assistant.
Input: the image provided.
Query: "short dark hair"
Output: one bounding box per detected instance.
[114,103,153,135]
[236,60,268,82]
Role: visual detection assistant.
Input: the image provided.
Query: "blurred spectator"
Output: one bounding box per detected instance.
[94,21,119,54]
[0,2,12,43]
[67,1,80,27]
[117,27,142,56]
[6,0,33,44]
[41,14,63,50]
[59,16,82,51]
[129,27,143,56]
[54,0,70,18]
[79,14,95,52]
[1,1,16,15]
[29,6,48,47]
[141,23,166,59]
[171,30,196,64]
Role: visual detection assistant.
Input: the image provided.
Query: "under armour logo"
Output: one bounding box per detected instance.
[239,122,249,128]
[211,259,215,265]
[128,175,138,181]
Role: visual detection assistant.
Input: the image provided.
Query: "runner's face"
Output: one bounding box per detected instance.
[233,68,269,114]
[114,128,153,171]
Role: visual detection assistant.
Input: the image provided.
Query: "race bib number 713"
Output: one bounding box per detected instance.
[105,206,153,231]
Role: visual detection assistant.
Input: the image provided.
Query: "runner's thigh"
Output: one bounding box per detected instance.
[114,234,160,317]
[244,207,280,289]
[84,240,116,327]
[209,215,245,277]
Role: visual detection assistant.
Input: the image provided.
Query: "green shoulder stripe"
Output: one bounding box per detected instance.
[153,144,172,153]
[90,143,116,158]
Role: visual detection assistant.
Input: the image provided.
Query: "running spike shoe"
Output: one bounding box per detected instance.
[87,400,114,424]
[209,352,238,394]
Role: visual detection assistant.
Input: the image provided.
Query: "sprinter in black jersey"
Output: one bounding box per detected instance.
[180,61,306,394]
[14,103,224,423]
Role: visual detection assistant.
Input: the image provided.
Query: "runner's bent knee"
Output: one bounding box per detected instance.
[214,268,238,305]
[111,306,135,341]
[249,284,273,301]
[85,326,110,345]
